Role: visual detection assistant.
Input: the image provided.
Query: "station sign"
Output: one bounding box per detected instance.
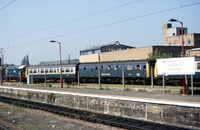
[157,57,195,76]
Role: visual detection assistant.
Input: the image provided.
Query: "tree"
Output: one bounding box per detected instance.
[21,55,30,65]
[39,61,45,65]
[148,48,172,60]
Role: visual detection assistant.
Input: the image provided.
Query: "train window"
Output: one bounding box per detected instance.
[197,63,200,70]
[57,69,59,73]
[107,66,111,72]
[135,65,141,71]
[54,69,56,73]
[50,69,53,73]
[62,68,64,72]
[33,69,36,73]
[95,67,98,71]
[143,65,146,70]
[114,65,119,72]
[71,69,73,72]
[29,70,32,73]
[127,65,133,72]
[45,69,48,73]
[100,66,105,72]
[41,69,44,73]
[91,68,94,72]
[80,69,82,72]
[84,67,86,72]
[66,68,70,72]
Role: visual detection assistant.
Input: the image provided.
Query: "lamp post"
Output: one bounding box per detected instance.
[50,40,63,88]
[0,48,3,85]
[168,18,186,94]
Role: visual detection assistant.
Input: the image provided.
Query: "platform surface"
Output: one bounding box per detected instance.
[0,85,200,107]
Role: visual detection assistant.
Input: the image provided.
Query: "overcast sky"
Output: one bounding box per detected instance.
[0,0,200,65]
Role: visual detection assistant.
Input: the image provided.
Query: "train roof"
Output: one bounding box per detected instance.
[27,63,78,69]
[7,65,28,69]
[79,59,156,66]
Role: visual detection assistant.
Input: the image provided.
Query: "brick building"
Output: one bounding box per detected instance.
[163,23,200,47]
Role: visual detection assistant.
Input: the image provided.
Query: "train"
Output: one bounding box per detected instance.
[4,57,200,86]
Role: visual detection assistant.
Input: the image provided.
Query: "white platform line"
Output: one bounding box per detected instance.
[0,86,200,108]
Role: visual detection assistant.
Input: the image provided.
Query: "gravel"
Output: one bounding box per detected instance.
[0,102,124,130]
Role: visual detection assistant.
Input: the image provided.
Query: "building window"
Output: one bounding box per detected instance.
[188,39,191,44]
[174,40,177,46]
[168,41,171,46]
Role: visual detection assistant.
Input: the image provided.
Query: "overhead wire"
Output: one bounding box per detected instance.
[3,1,200,49]
[0,0,142,43]
[0,0,15,12]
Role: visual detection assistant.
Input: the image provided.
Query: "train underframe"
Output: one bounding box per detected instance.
[80,77,151,85]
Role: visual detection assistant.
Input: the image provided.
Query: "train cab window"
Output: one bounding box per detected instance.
[197,63,200,70]
[127,65,133,72]
[107,66,111,72]
[100,66,105,72]
[91,68,94,72]
[84,67,86,72]
[114,65,119,72]
[95,67,98,71]
[135,65,141,71]
[143,65,146,70]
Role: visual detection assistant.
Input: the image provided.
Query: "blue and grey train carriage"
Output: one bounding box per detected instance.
[27,64,78,84]
[79,60,156,84]
[5,65,29,82]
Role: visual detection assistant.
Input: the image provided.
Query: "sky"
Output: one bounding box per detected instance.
[0,0,200,65]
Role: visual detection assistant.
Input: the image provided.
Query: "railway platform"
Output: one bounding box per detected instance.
[0,85,200,129]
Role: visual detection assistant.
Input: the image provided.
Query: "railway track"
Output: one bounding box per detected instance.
[0,95,191,130]
[0,125,8,130]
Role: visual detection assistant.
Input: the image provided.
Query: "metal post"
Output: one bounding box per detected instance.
[59,43,63,88]
[151,67,154,89]
[0,50,3,85]
[191,75,193,97]
[122,66,125,90]
[50,40,63,88]
[31,73,33,84]
[78,70,80,86]
[98,69,101,87]
[163,74,165,95]
[45,71,47,87]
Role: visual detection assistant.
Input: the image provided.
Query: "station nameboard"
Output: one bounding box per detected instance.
[157,57,195,76]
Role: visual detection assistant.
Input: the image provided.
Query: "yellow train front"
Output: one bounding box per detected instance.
[5,65,29,82]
